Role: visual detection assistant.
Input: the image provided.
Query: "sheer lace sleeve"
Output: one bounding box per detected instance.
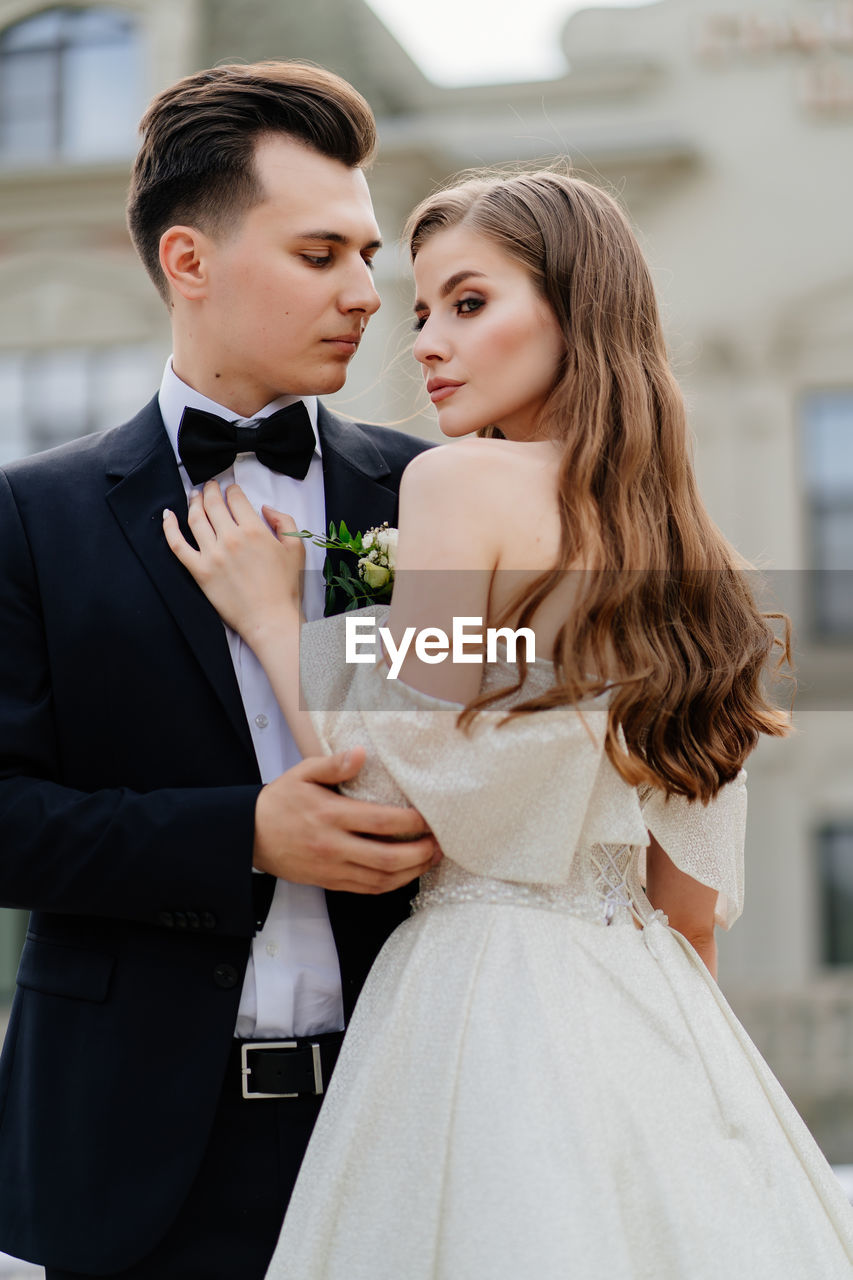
[638,772,747,930]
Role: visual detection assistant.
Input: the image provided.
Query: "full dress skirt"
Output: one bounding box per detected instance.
[265,609,853,1279]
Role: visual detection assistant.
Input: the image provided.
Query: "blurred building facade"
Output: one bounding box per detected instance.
[1,0,852,1155]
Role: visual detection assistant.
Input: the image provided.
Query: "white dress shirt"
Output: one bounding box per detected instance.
[158,358,344,1039]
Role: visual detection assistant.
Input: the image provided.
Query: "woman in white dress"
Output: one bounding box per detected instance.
[164,170,853,1278]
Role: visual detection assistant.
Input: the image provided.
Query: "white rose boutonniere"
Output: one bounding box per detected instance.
[282,520,397,611]
[357,524,397,594]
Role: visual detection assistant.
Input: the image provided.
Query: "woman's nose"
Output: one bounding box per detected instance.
[413,320,447,366]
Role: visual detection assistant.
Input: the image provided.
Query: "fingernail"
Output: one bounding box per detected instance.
[341,750,352,770]
[162,508,172,520]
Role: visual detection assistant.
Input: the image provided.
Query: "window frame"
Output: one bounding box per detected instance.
[816,822,853,968]
[799,387,853,644]
[0,4,141,166]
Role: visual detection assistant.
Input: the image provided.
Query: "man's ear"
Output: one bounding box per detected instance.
[160,225,212,302]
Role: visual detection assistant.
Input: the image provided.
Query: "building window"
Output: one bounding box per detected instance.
[0,6,142,167]
[818,824,853,966]
[0,343,165,463]
[801,390,853,640]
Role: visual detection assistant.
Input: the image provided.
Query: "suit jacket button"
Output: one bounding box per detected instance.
[201,913,217,930]
[158,911,175,928]
[213,963,239,989]
[174,912,188,929]
[186,912,200,929]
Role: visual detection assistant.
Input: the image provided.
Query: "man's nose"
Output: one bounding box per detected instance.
[341,261,381,316]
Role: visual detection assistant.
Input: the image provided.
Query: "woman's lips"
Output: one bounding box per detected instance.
[428,382,464,403]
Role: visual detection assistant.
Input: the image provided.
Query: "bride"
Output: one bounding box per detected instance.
[164,170,853,1277]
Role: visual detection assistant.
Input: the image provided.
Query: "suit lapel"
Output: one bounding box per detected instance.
[104,398,255,760]
[317,404,400,617]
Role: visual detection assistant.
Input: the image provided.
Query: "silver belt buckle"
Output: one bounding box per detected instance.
[240,1040,324,1100]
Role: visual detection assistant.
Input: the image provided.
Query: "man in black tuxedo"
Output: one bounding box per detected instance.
[0,61,434,1279]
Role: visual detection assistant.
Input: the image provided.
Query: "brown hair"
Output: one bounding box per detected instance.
[406,171,790,802]
[127,60,377,302]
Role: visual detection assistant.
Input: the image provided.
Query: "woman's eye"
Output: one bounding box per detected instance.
[456,296,484,316]
[412,315,427,332]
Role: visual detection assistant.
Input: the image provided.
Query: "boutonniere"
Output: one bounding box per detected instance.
[284,520,397,611]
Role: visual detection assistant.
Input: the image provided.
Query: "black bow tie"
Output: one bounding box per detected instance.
[177,402,316,485]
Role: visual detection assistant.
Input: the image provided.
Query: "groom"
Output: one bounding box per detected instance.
[0,62,434,1279]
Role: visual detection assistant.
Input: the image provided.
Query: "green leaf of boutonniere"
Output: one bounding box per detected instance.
[280,519,398,614]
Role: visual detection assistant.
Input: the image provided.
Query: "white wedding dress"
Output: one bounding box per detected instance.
[266,607,853,1279]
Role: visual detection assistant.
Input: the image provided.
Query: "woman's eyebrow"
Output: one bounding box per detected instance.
[440,270,486,297]
[413,269,487,311]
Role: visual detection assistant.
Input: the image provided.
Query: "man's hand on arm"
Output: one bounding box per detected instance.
[253,746,441,894]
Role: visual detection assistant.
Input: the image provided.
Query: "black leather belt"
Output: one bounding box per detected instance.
[234,1032,344,1100]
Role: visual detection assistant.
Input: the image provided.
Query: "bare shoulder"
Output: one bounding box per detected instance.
[395,441,500,565]
[401,439,484,480]
[397,438,562,575]
[401,437,549,500]
[400,441,482,510]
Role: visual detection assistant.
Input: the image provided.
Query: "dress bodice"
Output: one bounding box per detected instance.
[301,606,747,929]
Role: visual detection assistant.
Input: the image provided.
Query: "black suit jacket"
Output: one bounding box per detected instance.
[0,396,431,1273]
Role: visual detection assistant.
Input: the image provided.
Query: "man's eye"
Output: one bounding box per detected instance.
[302,254,331,267]
[363,256,377,272]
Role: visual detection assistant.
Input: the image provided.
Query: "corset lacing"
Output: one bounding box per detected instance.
[412,844,668,933]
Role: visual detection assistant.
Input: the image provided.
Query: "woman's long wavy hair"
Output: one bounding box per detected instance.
[405,170,790,803]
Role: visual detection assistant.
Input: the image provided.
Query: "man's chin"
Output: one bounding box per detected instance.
[306,366,350,396]
[265,364,349,400]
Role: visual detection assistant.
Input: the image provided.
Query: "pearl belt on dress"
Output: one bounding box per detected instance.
[412,845,668,932]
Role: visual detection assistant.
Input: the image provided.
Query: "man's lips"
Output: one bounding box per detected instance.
[323,334,362,354]
[426,378,464,403]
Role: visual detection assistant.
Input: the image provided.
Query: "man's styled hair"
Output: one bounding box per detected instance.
[126,60,377,302]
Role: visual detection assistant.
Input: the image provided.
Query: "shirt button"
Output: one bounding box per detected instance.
[265,942,279,957]
[254,713,269,729]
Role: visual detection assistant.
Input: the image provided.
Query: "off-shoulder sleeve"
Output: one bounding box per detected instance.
[638,772,747,930]
[299,608,646,885]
